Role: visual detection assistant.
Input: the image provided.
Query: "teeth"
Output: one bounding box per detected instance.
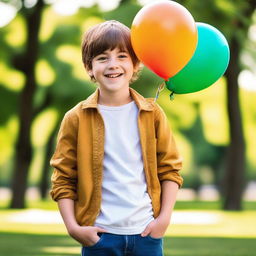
[106,74,121,78]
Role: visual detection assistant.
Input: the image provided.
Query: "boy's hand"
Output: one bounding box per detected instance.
[141,217,170,239]
[68,225,107,246]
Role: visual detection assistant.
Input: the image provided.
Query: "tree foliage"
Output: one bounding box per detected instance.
[0,0,255,210]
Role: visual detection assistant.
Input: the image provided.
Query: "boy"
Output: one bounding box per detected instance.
[50,20,183,256]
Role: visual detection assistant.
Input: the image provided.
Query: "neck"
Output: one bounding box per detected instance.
[98,87,132,106]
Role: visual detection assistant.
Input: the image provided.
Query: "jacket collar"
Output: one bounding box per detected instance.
[82,88,154,111]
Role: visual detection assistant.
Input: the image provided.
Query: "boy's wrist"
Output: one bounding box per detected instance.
[66,223,80,236]
[157,213,172,225]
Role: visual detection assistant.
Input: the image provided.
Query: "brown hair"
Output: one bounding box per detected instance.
[81,20,140,82]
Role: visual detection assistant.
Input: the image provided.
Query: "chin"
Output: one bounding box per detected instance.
[104,82,129,91]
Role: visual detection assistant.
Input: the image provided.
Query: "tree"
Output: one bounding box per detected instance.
[8,2,102,207]
[177,0,256,210]
[223,0,256,210]
[10,0,44,208]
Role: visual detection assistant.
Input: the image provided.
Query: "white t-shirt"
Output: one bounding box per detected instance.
[95,101,154,234]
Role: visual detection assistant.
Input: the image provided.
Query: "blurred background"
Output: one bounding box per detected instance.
[0,0,255,255]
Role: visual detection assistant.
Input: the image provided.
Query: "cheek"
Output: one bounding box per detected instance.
[92,66,103,76]
[128,65,136,75]
[125,61,135,71]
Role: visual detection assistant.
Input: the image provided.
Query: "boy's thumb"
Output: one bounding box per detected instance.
[96,227,107,233]
[141,227,150,237]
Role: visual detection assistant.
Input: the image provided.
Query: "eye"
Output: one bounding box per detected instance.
[96,56,107,61]
[118,54,128,59]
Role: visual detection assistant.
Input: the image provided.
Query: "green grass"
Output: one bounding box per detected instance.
[0,199,58,210]
[0,232,255,256]
[0,232,79,256]
[1,199,255,211]
[0,200,256,255]
[164,236,256,256]
[175,200,256,210]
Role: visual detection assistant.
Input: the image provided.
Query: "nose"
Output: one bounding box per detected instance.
[107,57,119,69]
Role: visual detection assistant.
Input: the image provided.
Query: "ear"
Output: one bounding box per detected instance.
[134,62,142,73]
[87,70,93,77]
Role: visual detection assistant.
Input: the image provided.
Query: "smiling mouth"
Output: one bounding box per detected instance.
[104,73,123,78]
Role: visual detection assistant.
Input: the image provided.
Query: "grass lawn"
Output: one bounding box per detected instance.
[0,200,256,256]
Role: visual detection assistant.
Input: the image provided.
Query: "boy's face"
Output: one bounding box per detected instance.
[88,47,137,93]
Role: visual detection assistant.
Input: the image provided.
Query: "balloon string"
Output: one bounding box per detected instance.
[154,82,165,102]
[170,91,175,100]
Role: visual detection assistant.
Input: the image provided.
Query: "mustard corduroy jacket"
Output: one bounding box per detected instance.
[50,88,183,226]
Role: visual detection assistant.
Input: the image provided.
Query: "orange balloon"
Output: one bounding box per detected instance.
[131,0,198,80]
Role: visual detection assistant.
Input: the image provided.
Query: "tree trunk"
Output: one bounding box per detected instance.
[39,126,58,199]
[10,1,44,208]
[223,36,245,210]
[222,0,256,210]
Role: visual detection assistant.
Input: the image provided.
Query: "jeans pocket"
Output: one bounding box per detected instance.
[147,235,163,241]
[83,233,104,248]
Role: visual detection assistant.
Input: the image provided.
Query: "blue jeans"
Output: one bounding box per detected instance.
[81,233,163,256]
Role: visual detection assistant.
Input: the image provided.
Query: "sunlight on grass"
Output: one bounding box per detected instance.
[0,201,256,256]
[172,210,221,225]
[167,210,256,238]
[42,246,80,254]
[7,209,63,224]
[0,209,66,234]
[1,207,255,238]
[28,199,58,210]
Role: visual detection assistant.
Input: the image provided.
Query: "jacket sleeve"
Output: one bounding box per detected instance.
[155,104,183,187]
[50,111,78,201]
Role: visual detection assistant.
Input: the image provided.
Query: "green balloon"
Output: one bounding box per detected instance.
[166,22,230,94]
